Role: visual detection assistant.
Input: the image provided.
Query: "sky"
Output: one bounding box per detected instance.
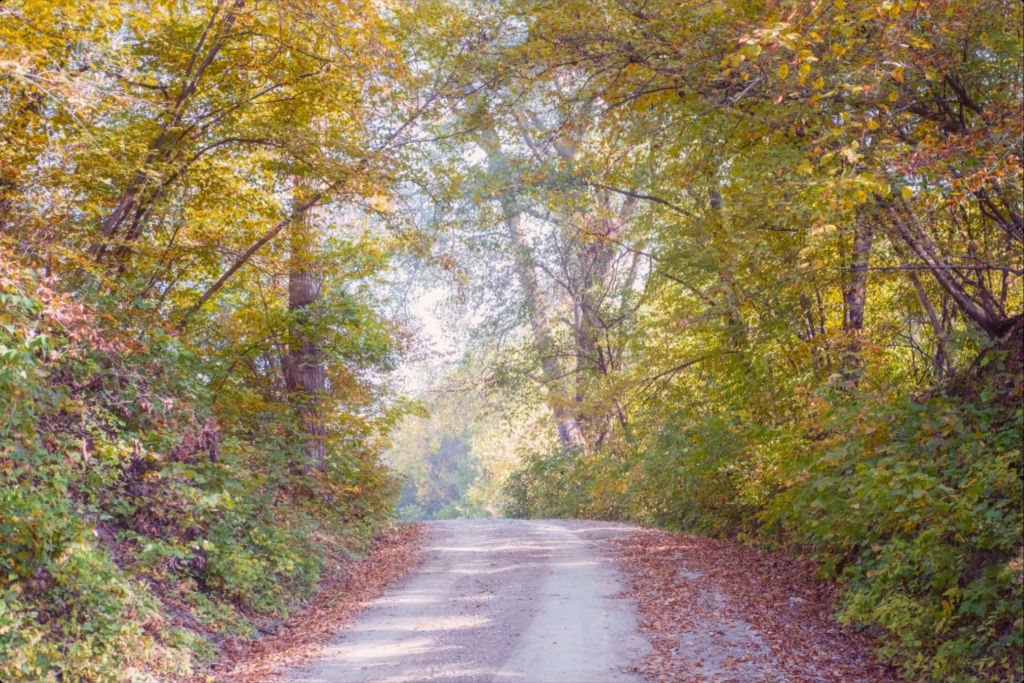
[393,285,461,396]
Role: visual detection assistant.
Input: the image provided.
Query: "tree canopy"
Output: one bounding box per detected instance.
[0,1,1021,680]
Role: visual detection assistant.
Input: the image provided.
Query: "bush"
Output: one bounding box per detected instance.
[0,250,400,680]
[765,384,1023,681]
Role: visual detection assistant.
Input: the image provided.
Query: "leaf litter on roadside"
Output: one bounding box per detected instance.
[612,529,899,683]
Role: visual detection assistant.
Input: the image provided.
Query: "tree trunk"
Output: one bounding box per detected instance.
[885,199,1017,339]
[506,209,587,451]
[708,188,747,351]
[570,192,636,448]
[909,271,950,380]
[479,129,586,451]
[283,180,326,472]
[841,220,874,384]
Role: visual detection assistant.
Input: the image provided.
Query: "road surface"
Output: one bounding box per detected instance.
[286,519,649,683]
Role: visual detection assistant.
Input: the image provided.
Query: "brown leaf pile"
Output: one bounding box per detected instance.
[214,522,426,683]
[612,529,898,683]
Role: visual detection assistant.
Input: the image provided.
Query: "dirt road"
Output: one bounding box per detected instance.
[286,519,649,683]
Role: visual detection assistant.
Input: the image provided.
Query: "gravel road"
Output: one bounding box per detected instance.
[286,519,650,683]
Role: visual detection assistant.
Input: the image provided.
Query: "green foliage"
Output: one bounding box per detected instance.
[503,449,589,520]
[202,505,323,615]
[1,257,159,681]
[0,225,401,680]
[765,377,1023,681]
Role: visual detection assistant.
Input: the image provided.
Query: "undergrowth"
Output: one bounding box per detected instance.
[0,251,399,681]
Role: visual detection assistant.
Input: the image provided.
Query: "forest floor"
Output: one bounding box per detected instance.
[612,526,896,683]
[224,519,894,683]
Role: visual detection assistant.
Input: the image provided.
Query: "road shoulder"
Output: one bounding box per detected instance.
[610,527,895,682]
